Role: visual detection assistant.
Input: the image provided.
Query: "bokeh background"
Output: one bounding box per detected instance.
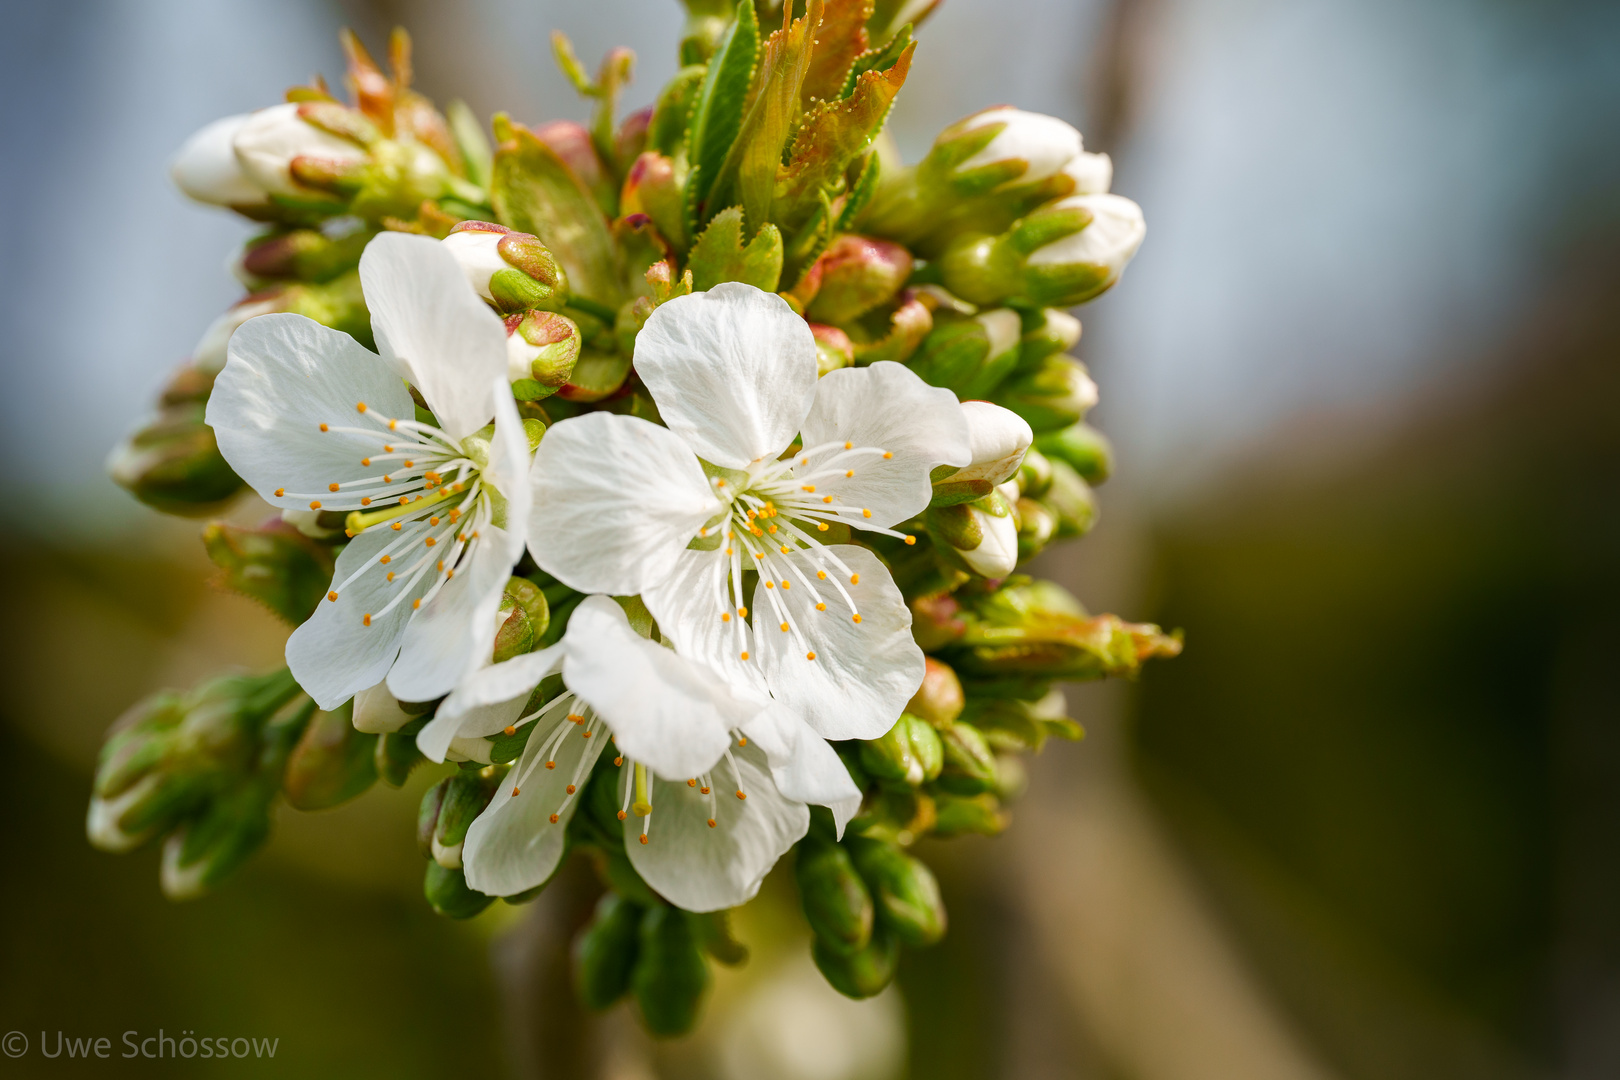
[3,0,1619,1076]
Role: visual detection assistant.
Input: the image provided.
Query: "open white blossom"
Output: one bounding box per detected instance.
[529,284,971,741]
[424,596,858,911]
[207,233,529,709]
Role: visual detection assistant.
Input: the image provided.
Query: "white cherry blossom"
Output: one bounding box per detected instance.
[206,233,529,709]
[528,284,971,742]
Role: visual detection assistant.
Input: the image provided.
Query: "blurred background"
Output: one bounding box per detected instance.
[3,0,1619,1076]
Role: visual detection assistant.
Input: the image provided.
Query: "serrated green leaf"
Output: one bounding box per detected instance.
[840,23,913,98]
[490,115,623,307]
[836,151,882,231]
[776,40,912,231]
[202,519,334,626]
[685,0,760,233]
[649,65,707,157]
[707,0,822,233]
[802,0,874,108]
[687,206,784,291]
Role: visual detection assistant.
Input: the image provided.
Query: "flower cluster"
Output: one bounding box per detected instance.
[92,2,1179,1035]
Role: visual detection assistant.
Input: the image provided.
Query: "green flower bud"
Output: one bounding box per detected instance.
[376,715,430,787]
[927,489,1020,578]
[432,764,506,869]
[905,658,965,727]
[848,838,947,946]
[575,892,644,1011]
[1016,496,1057,560]
[810,323,855,375]
[202,518,334,626]
[417,778,449,858]
[1018,308,1082,369]
[930,400,1032,506]
[926,108,1083,198]
[160,781,276,900]
[632,905,711,1037]
[800,235,913,325]
[932,792,1007,837]
[423,861,495,919]
[907,308,1021,398]
[283,701,378,811]
[506,310,582,399]
[107,365,244,515]
[234,223,375,286]
[1035,422,1113,485]
[1013,194,1145,306]
[860,713,944,786]
[620,152,687,248]
[935,722,997,796]
[1044,459,1098,538]
[492,577,552,662]
[796,838,875,955]
[910,593,968,651]
[991,355,1098,433]
[444,222,569,314]
[1017,446,1054,497]
[812,926,899,1000]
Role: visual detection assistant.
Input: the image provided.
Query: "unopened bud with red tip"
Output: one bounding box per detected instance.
[443,222,569,314]
[797,235,913,325]
[534,120,617,216]
[621,152,686,248]
[810,323,855,375]
[906,658,965,727]
[233,224,374,286]
[506,310,582,394]
[992,355,1098,433]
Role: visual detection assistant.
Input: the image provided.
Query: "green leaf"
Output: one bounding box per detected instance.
[707,0,822,232]
[840,22,913,98]
[445,100,493,189]
[776,41,912,232]
[687,206,784,291]
[490,114,623,308]
[684,0,760,233]
[802,0,874,107]
[649,65,707,157]
[836,151,882,232]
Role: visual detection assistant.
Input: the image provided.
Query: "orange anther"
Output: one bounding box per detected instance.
[806,651,816,660]
[362,614,372,626]
[504,726,516,736]
[356,402,368,413]
[320,423,329,432]
[309,500,322,509]
[327,591,338,602]
[852,613,863,624]
[328,482,340,492]
[275,487,285,497]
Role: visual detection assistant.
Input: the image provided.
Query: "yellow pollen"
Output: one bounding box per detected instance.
[356,402,367,413]
[688,778,697,787]
[780,545,791,554]
[566,784,576,794]
[768,524,778,534]
[380,555,390,564]
[309,500,322,510]
[362,614,371,626]
[846,470,855,478]
[803,484,816,492]
[852,613,863,623]
[883,451,893,459]
[614,756,624,767]
[582,730,592,738]
[904,535,917,545]
[817,571,827,580]
[361,496,372,506]
[383,445,394,453]
[383,475,393,483]
[816,602,827,611]
[616,810,627,819]
[807,651,816,660]
[512,787,520,796]
[721,612,731,622]
[549,813,560,823]
[639,835,648,845]
[725,548,733,555]
[274,487,285,497]
[818,522,829,531]
[844,441,852,450]
[386,572,395,582]
[801,457,809,465]
[545,761,556,770]
[739,737,746,746]
[738,606,748,617]
[862,508,872,518]
[504,726,516,736]
[328,483,340,492]
[707,818,717,828]
[430,516,440,525]
[449,509,461,522]
[700,527,707,537]
[436,561,444,572]
[716,478,727,487]
[780,622,789,632]
[361,458,371,466]
[851,573,861,584]
[412,598,422,610]
[781,580,790,589]
[425,537,436,547]
[701,786,711,794]
[765,581,774,589]
[823,495,833,503]
[403,459,412,467]
[389,419,398,431]
[319,423,329,432]
[398,496,408,505]
[754,552,764,560]
[740,651,750,660]
[391,522,402,531]
[327,591,338,602]
[736,790,747,800]
[568,714,584,724]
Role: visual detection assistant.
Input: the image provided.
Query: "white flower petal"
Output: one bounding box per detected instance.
[463,714,606,896]
[359,233,509,439]
[633,284,818,468]
[641,548,770,702]
[286,527,430,710]
[958,502,1019,578]
[437,646,566,726]
[171,114,267,207]
[829,794,863,840]
[353,681,413,734]
[625,742,808,912]
[799,361,970,528]
[739,706,860,810]
[755,546,924,741]
[207,313,414,512]
[387,524,516,704]
[487,380,533,543]
[562,596,738,780]
[528,413,719,594]
[944,401,1033,487]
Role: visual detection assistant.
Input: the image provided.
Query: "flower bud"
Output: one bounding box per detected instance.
[796,838,875,955]
[234,224,374,286]
[926,490,1019,578]
[905,657,965,727]
[798,235,914,325]
[575,893,644,1010]
[534,119,617,216]
[813,926,900,1000]
[1017,193,1145,304]
[505,310,582,393]
[1035,422,1113,485]
[283,703,378,811]
[935,722,998,796]
[170,114,271,210]
[1019,308,1081,368]
[1017,446,1054,498]
[632,905,711,1037]
[932,792,1008,837]
[810,323,855,375]
[907,309,1022,399]
[202,518,334,625]
[353,681,413,735]
[859,713,944,786]
[424,861,495,919]
[160,783,276,900]
[620,152,686,248]
[1063,151,1113,195]
[492,577,552,663]
[848,837,947,946]
[929,107,1083,196]
[910,594,967,652]
[1044,459,1098,538]
[1015,496,1058,560]
[444,222,569,314]
[992,355,1098,433]
[231,102,371,201]
[433,765,506,869]
[932,400,1032,495]
[106,403,244,515]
